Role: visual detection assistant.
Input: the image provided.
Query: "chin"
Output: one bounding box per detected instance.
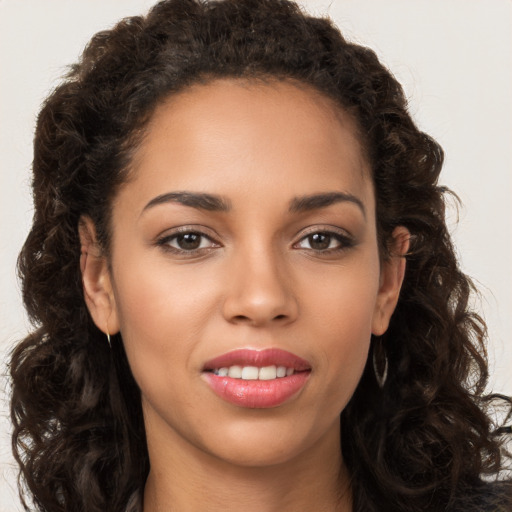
[201,415,337,469]
[211,441,305,468]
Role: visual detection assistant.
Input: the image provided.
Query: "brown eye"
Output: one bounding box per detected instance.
[295,230,354,252]
[158,231,218,253]
[175,233,202,250]
[307,233,331,250]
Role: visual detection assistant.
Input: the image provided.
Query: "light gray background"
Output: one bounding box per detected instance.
[1,1,511,509]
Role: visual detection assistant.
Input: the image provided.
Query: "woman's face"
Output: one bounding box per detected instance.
[82,79,406,468]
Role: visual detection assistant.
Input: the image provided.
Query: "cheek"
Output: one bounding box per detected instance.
[319,286,375,371]
[110,258,219,393]
[303,261,379,405]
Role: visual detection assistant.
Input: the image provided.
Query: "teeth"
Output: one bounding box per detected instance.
[228,365,242,378]
[259,366,277,380]
[241,366,259,380]
[213,365,295,380]
[276,366,287,378]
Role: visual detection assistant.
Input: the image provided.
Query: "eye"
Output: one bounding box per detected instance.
[295,230,354,252]
[157,230,219,253]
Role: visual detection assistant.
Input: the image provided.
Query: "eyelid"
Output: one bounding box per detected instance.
[155,225,222,254]
[292,225,356,251]
[294,224,354,241]
[156,224,220,240]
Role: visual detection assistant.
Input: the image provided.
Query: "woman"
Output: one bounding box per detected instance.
[10,0,511,510]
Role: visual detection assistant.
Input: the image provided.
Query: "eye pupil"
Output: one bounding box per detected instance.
[177,233,201,250]
[308,233,330,250]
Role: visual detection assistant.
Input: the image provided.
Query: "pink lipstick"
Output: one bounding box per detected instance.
[202,348,311,408]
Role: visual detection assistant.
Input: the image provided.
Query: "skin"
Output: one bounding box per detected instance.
[80,79,409,511]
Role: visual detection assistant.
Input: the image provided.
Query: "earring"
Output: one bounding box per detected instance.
[106,331,111,349]
[372,342,388,388]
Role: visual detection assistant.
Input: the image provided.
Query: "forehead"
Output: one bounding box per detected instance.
[125,78,373,211]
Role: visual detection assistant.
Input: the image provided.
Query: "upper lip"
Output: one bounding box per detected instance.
[202,348,311,371]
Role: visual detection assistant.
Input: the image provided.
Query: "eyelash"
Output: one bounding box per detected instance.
[156,227,220,256]
[292,227,355,254]
[156,226,355,256]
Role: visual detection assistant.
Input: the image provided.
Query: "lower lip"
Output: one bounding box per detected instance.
[202,372,310,408]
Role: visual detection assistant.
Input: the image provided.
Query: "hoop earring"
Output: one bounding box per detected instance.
[106,331,111,349]
[372,342,388,388]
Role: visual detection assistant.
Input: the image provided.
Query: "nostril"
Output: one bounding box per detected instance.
[230,313,288,324]
[233,315,251,322]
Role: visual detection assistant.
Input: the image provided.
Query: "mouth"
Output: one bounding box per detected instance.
[202,348,311,408]
[207,365,297,380]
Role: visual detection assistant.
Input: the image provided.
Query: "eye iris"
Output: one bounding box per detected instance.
[177,233,201,250]
[309,233,331,250]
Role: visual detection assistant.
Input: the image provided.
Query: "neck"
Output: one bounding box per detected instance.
[143,421,351,512]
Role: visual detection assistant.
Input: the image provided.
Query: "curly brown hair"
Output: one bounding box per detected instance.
[10,0,511,511]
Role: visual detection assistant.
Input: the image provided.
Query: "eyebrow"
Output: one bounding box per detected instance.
[289,192,366,218]
[141,190,365,218]
[142,191,232,214]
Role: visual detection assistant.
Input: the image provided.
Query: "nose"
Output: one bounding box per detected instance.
[222,246,298,327]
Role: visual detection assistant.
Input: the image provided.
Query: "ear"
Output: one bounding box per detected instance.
[371,226,410,336]
[79,216,120,336]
